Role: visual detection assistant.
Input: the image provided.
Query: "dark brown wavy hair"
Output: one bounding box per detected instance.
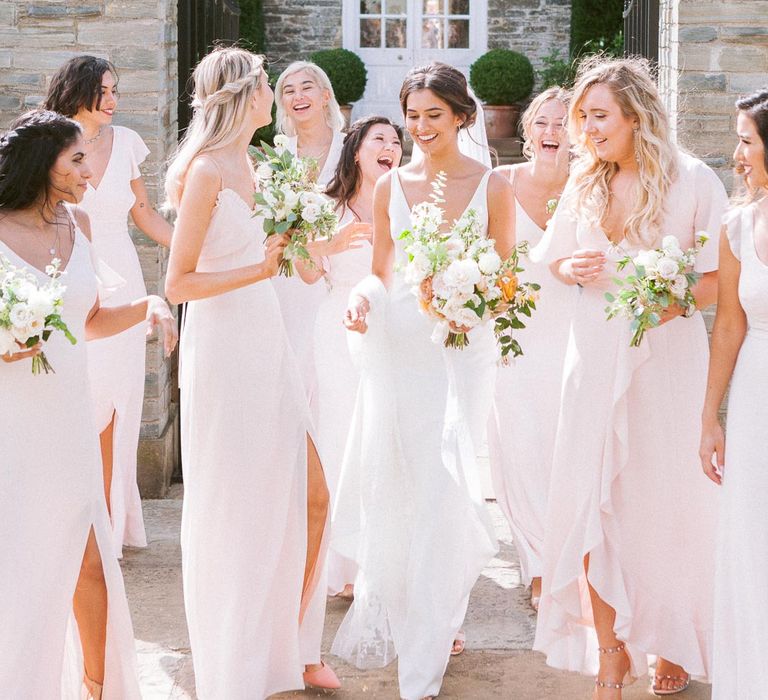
[43,55,118,117]
[325,116,403,218]
[735,88,768,183]
[399,62,477,130]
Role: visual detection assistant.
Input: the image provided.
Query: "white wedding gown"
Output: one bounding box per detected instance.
[332,169,498,700]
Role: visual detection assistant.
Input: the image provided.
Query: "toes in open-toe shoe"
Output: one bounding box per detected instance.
[303,661,341,690]
[651,673,690,696]
[450,630,466,656]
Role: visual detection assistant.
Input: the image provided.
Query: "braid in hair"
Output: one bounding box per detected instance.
[0,110,81,211]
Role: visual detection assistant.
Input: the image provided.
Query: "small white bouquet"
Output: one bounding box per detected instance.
[400,172,539,358]
[604,233,707,347]
[0,255,76,374]
[251,135,338,277]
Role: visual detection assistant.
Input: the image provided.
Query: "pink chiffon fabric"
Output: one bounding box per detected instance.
[530,152,727,680]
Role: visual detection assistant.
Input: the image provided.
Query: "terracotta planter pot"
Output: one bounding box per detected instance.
[483,104,522,139]
[340,104,353,128]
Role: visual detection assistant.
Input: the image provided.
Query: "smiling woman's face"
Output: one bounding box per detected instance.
[734,110,768,190]
[531,98,568,162]
[356,123,403,183]
[404,88,462,155]
[280,69,328,126]
[48,135,92,203]
[577,83,637,164]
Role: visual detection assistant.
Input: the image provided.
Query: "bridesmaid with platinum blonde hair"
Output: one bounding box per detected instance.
[164,47,339,698]
[531,57,727,698]
[272,60,346,410]
[487,85,576,612]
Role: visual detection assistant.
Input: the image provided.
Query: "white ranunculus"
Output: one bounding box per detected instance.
[443,258,482,296]
[0,326,15,355]
[302,203,321,224]
[431,320,449,345]
[478,251,502,275]
[656,257,680,280]
[669,274,689,297]
[273,134,290,152]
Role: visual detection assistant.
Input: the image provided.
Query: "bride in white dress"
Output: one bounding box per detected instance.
[336,62,516,700]
[0,110,175,700]
[164,47,339,699]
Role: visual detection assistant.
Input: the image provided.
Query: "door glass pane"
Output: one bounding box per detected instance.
[385,0,406,14]
[423,0,443,16]
[360,18,382,47]
[447,19,469,48]
[360,0,381,13]
[422,18,444,48]
[449,0,469,14]
[385,18,407,47]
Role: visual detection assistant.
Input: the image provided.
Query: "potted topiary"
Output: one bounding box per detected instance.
[309,48,367,126]
[469,49,535,139]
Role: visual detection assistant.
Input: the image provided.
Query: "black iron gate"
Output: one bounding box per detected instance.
[623,0,660,62]
[177,0,241,136]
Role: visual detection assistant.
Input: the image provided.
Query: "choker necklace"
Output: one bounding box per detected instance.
[84,127,103,145]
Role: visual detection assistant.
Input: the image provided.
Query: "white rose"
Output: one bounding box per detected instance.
[26,289,55,320]
[302,203,321,224]
[449,305,482,329]
[0,326,15,355]
[478,251,501,275]
[431,320,450,345]
[634,249,661,270]
[443,258,482,296]
[256,162,273,181]
[661,235,683,257]
[655,257,680,280]
[281,186,300,210]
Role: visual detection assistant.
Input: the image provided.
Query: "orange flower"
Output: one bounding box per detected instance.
[419,277,433,311]
[498,273,518,302]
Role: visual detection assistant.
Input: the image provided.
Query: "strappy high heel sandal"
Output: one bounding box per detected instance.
[651,672,690,696]
[594,642,628,698]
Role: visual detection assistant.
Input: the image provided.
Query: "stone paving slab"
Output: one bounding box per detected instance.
[123,492,711,700]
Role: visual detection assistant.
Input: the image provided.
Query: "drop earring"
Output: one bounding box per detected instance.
[633,127,640,164]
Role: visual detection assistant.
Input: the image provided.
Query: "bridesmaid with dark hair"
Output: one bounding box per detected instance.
[44,55,173,556]
[298,115,403,598]
[0,109,175,700]
[700,88,768,700]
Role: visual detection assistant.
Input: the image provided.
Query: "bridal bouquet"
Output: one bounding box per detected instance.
[0,255,76,374]
[400,172,539,357]
[604,233,707,347]
[251,135,337,277]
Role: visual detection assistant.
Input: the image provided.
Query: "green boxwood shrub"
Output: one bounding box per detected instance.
[469,49,535,105]
[309,48,367,105]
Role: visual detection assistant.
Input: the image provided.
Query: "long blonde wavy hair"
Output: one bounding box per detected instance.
[568,56,678,246]
[165,47,265,210]
[274,61,345,137]
[520,86,570,160]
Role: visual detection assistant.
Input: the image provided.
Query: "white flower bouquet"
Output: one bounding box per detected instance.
[604,233,707,347]
[251,135,337,277]
[400,172,540,357]
[0,255,76,374]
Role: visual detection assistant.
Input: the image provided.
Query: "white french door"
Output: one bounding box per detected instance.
[343,0,487,121]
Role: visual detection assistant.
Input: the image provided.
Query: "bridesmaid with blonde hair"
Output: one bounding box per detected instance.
[272,61,346,406]
[487,86,575,612]
[700,88,768,700]
[164,47,339,698]
[531,57,727,697]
